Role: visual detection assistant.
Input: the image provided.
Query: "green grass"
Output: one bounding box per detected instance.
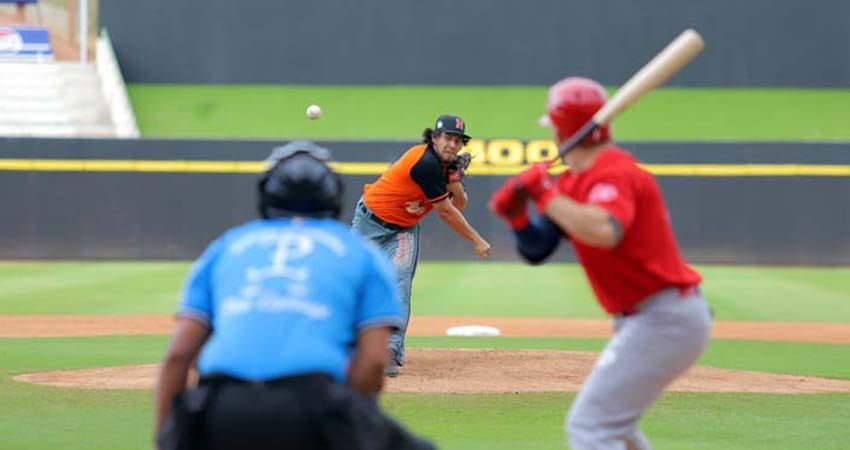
[0,261,187,314]
[411,262,602,318]
[0,336,164,450]
[0,335,848,449]
[127,85,850,141]
[1,261,849,322]
[2,334,847,380]
[0,336,168,374]
[411,263,850,321]
[0,379,153,450]
[1,262,848,449]
[383,393,569,450]
[700,265,850,321]
[383,392,850,450]
[7,378,847,450]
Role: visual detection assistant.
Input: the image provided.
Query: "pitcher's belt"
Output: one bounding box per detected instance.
[359,202,405,230]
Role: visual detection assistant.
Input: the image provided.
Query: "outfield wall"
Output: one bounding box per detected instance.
[100,0,850,87]
[1,138,848,264]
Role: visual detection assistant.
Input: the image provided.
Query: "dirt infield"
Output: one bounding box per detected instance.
[3,315,850,343]
[13,348,850,394]
[6,314,850,394]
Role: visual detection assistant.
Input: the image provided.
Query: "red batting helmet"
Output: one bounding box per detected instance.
[546,77,610,146]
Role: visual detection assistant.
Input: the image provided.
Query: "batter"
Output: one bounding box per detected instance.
[490,77,712,450]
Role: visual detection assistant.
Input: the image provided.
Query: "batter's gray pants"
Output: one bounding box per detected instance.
[351,198,420,365]
[565,287,712,450]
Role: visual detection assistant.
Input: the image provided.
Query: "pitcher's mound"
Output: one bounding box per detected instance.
[14,348,850,394]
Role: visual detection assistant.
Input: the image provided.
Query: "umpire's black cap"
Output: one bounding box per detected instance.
[434,114,471,141]
[257,141,343,219]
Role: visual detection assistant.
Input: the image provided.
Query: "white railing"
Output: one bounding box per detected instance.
[95,29,140,138]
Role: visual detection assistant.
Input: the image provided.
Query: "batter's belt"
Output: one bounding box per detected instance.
[617,285,700,317]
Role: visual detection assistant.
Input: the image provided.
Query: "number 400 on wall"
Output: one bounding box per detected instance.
[465,139,559,166]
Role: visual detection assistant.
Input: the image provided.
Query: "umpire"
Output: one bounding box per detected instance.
[154,141,435,450]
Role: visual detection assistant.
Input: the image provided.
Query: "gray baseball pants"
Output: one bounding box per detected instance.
[565,287,712,450]
[350,198,420,365]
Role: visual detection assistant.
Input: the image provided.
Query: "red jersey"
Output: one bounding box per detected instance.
[556,146,701,314]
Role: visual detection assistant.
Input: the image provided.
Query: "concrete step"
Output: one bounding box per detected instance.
[0,87,105,100]
[0,62,95,75]
[0,98,105,112]
[0,77,101,90]
[0,61,120,138]
[0,110,112,125]
[0,123,117,137]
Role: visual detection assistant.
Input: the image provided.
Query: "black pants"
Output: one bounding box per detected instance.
[158,373,435,450]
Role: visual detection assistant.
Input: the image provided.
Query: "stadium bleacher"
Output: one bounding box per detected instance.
[0,0,42,25]
[0,2,139,138]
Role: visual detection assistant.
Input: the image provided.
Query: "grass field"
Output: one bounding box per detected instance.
[1,262,849,449]
[13,81,850,449]
[127,85,850,141]
[2,262,850,321]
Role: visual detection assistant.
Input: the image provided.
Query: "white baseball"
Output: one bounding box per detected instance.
[306,104,323,119]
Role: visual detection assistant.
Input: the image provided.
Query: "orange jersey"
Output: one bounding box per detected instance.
[363,144,450,227]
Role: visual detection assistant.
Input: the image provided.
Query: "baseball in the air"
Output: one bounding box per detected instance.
[306,104,323,120]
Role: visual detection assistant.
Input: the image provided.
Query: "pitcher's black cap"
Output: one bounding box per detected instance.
[434,114,471,140]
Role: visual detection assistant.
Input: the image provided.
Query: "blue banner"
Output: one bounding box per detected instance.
[0,26,53,60]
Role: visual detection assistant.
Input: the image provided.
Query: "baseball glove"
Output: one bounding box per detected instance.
[447,153,472,183]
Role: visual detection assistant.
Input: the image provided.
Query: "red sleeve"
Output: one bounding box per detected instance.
[584,175,636,232]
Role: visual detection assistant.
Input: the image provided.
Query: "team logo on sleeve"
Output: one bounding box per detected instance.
[587,182,618,204]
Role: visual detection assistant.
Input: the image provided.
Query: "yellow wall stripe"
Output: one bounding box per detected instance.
[0,159,848,177]
[640,164,850,176]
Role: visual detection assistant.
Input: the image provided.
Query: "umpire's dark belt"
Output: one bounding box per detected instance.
[199,372,332,388]
[359,202,405,230]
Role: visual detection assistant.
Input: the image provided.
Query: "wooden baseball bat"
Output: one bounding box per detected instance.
[550,29,705,165]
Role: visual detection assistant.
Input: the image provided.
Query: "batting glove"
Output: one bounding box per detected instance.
[489,176,530,230]
[517,164,558,212]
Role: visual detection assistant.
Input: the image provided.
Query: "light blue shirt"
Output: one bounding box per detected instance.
[178,217,403,381]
